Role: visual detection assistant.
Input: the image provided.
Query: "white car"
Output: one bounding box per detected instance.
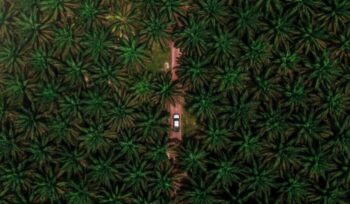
[173,113,180,132]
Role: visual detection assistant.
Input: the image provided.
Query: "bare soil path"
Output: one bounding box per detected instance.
[169,42,183,141]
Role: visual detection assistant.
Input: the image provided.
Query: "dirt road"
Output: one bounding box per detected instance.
[169,42,182,141]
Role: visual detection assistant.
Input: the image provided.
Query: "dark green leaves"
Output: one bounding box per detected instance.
[140,12,171,49]
[118,37,148,68]
[0,42,26,74]
[14,12,53,47]
[175,15,209,55]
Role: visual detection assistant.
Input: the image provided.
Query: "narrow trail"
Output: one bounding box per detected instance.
[167,42,188,199]
[169,42,183,141]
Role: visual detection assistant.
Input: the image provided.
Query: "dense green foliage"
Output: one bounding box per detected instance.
[0,0,181,203]
[173,0,350,203]
[1,0,350,203]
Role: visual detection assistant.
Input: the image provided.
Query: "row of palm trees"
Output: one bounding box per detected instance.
[171,0,350,203]
[1,0,350,203]
[0,0,185,203]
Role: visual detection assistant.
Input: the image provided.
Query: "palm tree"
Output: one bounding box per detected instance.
[179,137,208,174]
[75,0,107,29]
[293,109,332,145]
[107,0,139,39]
[39,0,77,21]
[14,10,53,48]
[195,119,232,153]
[123,160,152,193]
[3,71,37,106]
[81,87,109,119]
[242,159,277,203]
[218,91,258,129]
[135,105,169,141]
[90,57,128,89]
[65,180,95,204]
[240,35,272,70]
[282,76,311,112]
[317,0,350,34]
[255,0,283,14]
[324,116,350,156]
[81,27,115,60]
[47,113,79,144]
[87,151,121,187]
[272,47,301,76]
[139,12,171,50]
[249,67,282,101]
[29,47,57,81]
[31,167,66,203]
[159,0,186,22]
[231,127,262,163]
[308,177,349,204]
[213,62,248,95]
[25,136,56,167]
[186,87,220,122]
[97,185,132,204]
[332,29,350,64]
[209,27,238,64]
[58,93,83,121]
[57,146,88,178]
[263,12,296,49]
[174,14,209,55]
[105,90,139,132]
[117,37,149,69]
[149,161,180,197]
[151,71,182,108]
[176,54,212,91]
[35,79,65,113]
[177,178,218,204]
[231,1,263,38]
[295,18,327,54]
[0,41,27,74]
[276,175,309,204]
[60,54,91,88]
[116,128,144,162]
[208,153,244,188]
[285,0,321,21]
[77,120,115,153]
[312,87,350,120]
[300,146,335,182]
[11,106,48,139]
[330,152,350,188]
[129,70,154,103]
[305,51,341,89]
[195,0,229,27]
[144,137,168,164]
[0,160,33,194]
[256,102,291,140]
[0,127,23,160]
[52,20,82,59]
[260,135,304,176]
[0,1,17,40]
